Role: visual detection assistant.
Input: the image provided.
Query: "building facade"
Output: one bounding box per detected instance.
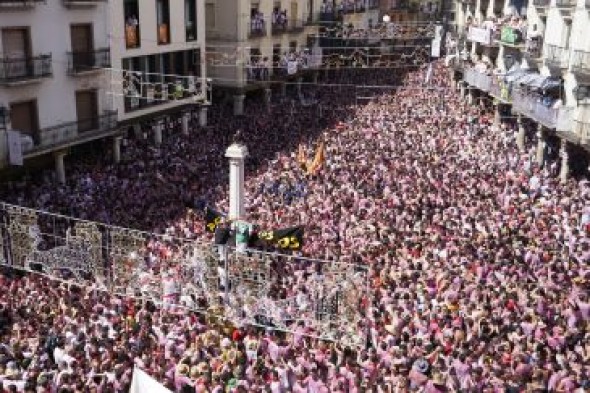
[109,0,210,127]
[452,0,590,180]
[0,0,114,180]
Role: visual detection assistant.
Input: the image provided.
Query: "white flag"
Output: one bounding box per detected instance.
[129,367,172,393]
[7,130,23,166]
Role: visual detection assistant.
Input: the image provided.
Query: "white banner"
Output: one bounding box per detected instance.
[7,130,23,166]
[129,367,172,393]
[287,60,298,75]
[467,27,491,45]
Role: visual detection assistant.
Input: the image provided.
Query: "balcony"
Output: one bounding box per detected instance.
[24,110,118,157]
[0,54,52,85]
[499,26,525,48]
[464,68,491,92]
[572,50,590,76]
[0,0,44,9]
[489,79,512,103]
[62,0,106,6]
[532,0,550,6]
[271,22,288,35]
[545,44,569,69]
[467,26,493,46]
[512,89,567,129]
[249,21,267,38]
[556,0,576,7]
[67,48,110,75]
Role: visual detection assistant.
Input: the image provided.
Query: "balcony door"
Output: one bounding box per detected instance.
[71,24,94,71]
[10,100,38,143]
[75,90,98,133]
[2,28,30,79]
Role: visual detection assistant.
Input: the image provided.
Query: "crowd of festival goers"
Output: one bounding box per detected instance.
[0,62,589,392]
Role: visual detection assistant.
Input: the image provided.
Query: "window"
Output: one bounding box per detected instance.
[205,3,216,29]
[75,90,98,133]
[10,100,38,144]
[124,0,140,49]
[157,0,170,45]
[185,0,197,41]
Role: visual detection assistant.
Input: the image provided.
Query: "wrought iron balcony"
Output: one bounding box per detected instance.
[0,0,44,8]
[556,0,576,7]
[0,54,52,85]
[572,50,590,75]
[25,110,118,156]
[62,0,106,6]
[249,21,267,38]
[512,89,568,130]
[464,68,491,92]
[67,48,110,74]
[287,20,305,34]
[545,44,569,69]
[532,0,550,6]
[271,22,288,35]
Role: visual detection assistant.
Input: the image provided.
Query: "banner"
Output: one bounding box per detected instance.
[467,27,492,45]
[7,130,23,166]
[259,226,304,251]
[205,207,223,233]
[129,367,172,393]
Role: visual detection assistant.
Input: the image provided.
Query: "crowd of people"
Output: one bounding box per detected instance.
[1,61,590,392]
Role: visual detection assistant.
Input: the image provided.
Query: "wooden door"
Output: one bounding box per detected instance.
[2,28,29,79]
[10,100,38,141]
[75,90,98,133]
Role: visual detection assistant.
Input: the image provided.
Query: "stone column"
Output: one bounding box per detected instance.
[112,136,122,163]
[225,143,249,220]
[233,94,245,116]
[559,140,569,184]
[467,88,474,105]
[264,88,272,108]
[199,106,208,127]
[516,115,526,151]
[182,111,190,135]
[153,121,163,145]
[54,151,67,185]
[493,104,501,128]
[536,126,545,167]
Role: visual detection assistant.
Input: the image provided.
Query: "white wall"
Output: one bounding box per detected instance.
[0,3,110,129]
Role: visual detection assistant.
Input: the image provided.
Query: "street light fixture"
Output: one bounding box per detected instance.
[382,14,391,23]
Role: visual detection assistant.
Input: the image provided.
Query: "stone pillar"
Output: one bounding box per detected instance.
[516,115,526,151]
[182,111,190,135]
[225,143,249,220]
[233,94,245,116]
[112,136,122,163]
[297,77,303,95]
[54,151,66,185]
[153,121,163,145]
[536,126,545,167]
[493,104,501,128]
[199,106,208,127]
[467,88,474,105]
[264,88,272,108]
[280,83,287,97]
[559,140,569,184]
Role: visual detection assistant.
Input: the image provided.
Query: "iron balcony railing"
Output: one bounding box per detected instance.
[512,89,567,129]
[66,48,110,74]
[532,0,550,6]
[556,0,576,7]
[0,0,45,7]
[464,68,491,92]
[271,21,288,35]
[62,0,107,5]
[545,44,569,69]
[28,110,118,154]
[249,20,267,38]
[0,54,52,84]
[575,120,590,141]
[287,20,305,34]
[490,80,512,102]
[572,50,590,74]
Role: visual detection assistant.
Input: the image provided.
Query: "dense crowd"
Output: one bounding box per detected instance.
[1,62,590,392]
